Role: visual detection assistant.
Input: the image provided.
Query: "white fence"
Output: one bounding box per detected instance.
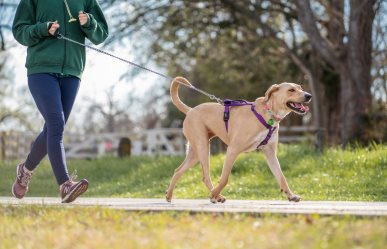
[65,129,186,159]
[0,129,186,160]
[0,126,318,160]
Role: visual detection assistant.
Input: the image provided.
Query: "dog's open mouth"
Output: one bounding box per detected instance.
[286,102,309,114]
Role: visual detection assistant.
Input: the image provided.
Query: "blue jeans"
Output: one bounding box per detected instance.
[25,73,80,185]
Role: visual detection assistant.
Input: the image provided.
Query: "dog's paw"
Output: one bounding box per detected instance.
[209,194,218,204]
[217,195,226,203]
[209,194,226,204]
[165,190,172,203]
[288,194,301,202]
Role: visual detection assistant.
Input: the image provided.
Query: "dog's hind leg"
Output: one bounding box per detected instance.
[165,145,198,202]
[210,146,240,203]
[194,137,226,203]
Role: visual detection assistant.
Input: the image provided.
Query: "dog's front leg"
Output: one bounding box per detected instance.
[262,144,301,202]
[210,147,240,203]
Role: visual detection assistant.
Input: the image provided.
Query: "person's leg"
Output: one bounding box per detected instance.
[24,125,47,171]
[58,76,80,123]
[25,77,80,171]
[13,73,87,201]
[56,76,88,203]
[13,73,65,198]
[24,75,80,171]
[26,73,70,185]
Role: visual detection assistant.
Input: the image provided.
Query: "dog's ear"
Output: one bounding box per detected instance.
[264,84,279,102]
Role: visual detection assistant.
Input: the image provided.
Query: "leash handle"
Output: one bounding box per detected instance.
[48,23,60,37]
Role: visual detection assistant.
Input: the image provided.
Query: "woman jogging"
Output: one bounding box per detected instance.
[11,0,108,203]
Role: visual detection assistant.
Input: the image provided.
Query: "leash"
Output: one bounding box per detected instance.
[57,33,277,147]
[56,33,224,104]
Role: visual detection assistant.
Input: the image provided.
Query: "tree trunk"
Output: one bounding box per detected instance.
[339,0,376,145]
[296,0,377,145]
[339,65,357,144]
[287,51,325,150]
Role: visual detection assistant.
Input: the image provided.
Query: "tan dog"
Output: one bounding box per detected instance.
[166,77,312,203]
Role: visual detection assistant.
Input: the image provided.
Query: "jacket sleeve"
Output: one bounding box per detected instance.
[81,0,109,45]
[12,0,49,47]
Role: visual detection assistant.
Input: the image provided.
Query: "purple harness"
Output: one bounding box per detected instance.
[223,99,277,149]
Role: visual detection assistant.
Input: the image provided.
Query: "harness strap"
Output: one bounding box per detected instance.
[223,99,250,131]
[223,99,277,149]
[251,104,277,148]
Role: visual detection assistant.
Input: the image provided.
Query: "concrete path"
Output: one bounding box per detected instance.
[1,197,386,216]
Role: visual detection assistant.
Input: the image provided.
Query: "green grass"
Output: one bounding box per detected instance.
[0,206,386,249]
[0,144,386,248]
[0,143,386,201]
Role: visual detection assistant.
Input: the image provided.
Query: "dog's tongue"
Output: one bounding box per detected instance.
[299,104,309,112]
[294,102,309,112]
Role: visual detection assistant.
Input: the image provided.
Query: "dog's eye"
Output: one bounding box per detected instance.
[289,89,295,92]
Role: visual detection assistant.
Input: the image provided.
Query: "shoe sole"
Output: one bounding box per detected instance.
[61,180,89,203]
[11,183,23,199]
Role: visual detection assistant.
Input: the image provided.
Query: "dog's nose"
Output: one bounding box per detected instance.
[304,93,312,101]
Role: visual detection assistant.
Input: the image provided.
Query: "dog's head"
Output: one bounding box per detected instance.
[264,83,312,114]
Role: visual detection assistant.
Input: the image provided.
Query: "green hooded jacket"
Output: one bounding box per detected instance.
[12,0,109,79]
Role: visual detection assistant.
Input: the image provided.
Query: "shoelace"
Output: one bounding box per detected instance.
[69,170,78,182]
[18,166,32,187]
[62,170,78,194]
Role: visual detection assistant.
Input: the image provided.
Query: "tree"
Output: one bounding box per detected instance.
[0,1,42,131]
[0,50,38,131]
[295,0,379,144]
[102,0,384,145]
[83,85,136,133]
[103,0,302,125]
[0,0,18,50]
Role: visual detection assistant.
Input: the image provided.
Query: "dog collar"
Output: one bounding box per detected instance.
[263,104,283,125]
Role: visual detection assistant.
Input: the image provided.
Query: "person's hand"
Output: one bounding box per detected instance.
[48,21,60,36]
[79,11,88,26]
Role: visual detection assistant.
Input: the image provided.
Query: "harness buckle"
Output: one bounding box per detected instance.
[223,111,230,121]
[223,99,232,105]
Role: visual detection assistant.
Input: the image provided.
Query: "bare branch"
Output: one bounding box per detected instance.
[295,0,338,66]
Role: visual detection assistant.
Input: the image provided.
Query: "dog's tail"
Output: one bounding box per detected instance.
[170,76,192,114]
